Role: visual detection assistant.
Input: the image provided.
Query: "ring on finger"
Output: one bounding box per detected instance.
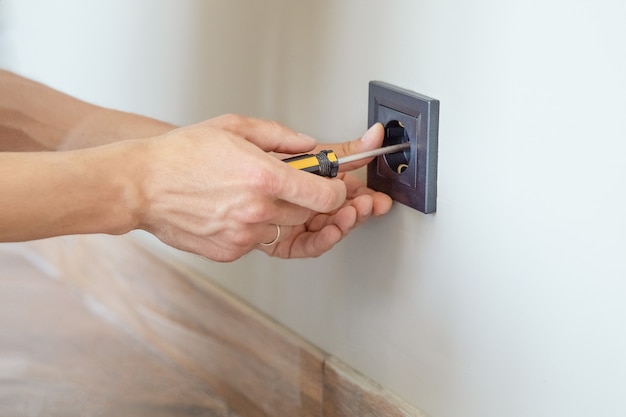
[260,224,281,246]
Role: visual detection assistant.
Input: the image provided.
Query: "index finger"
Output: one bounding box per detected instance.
[208,114,318,154]
[270,159,347,213]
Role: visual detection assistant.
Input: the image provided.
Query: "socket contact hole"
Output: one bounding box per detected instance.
[383,120,411,174]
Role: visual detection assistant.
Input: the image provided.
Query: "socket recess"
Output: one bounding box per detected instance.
[367,81,439,213]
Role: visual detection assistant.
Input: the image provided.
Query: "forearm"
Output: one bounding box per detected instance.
[0,140,145,241]
[0,69,175,151]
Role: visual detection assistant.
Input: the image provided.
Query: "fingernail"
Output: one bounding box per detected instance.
[297,132,317,143]
[361,123,381,142]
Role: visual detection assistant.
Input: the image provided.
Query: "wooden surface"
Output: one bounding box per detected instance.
[2,235,427,417]
[323,357,428,417]
[0,246,238,417]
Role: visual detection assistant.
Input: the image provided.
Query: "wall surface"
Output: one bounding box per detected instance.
[3,1,626,417]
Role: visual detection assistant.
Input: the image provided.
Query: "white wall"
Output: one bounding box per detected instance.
[4,1,626,416]
[0,0,285,124]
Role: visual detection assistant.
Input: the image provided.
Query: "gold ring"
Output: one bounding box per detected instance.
[260,224,281,246]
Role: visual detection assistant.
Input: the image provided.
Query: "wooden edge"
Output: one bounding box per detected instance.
[22,235,427,417]
[323,356,428,417]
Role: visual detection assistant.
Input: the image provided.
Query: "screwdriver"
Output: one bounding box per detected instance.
[283,142,410,178]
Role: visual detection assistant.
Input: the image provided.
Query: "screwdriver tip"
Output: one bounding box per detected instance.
[337,142,410,165]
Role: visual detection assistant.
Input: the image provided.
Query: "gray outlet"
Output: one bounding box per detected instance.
[367,81,439,213]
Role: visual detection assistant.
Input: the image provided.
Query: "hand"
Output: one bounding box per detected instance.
[137,114,348,262]
[259,123,393,258]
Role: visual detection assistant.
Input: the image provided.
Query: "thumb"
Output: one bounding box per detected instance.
[319,123,385,172]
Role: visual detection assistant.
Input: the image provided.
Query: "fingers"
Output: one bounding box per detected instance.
[259,168,393,260]
[265,224,343,259]
[342,174,393,216]
[289,225,343,258]
[259,224,283,246]
[207,114,317,154]
[267,199,313,226]
[207,114,385,214]
[266,123,390,217]
[269,159,347,213]
[207,115,349,212]
[268,206,357,259]
[313,123,385,172]
[301,206,359,236]
[147,114,392,262]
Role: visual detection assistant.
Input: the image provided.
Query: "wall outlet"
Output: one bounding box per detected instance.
[367,81,439,214]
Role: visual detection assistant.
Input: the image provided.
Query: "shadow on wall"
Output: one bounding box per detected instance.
[193,0,406,134]
[187,0,354,125]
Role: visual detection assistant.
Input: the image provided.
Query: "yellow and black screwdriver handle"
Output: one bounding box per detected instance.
[282,150,339,178]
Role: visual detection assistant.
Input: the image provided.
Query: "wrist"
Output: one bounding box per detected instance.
[0,140,149,242]
[100,139,150,235]
[59,109,176,150]
[69,139,149,236]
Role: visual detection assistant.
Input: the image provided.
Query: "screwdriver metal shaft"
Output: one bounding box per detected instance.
[337,142,410,166]
[283,142,411,178]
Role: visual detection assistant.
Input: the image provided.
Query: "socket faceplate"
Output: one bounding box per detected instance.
[367,81,439,213]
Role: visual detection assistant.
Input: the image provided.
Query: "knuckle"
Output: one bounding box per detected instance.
[339,140,355,158]
[215,250,243,263]
[316,184,345,212]
[238,197,273,224]
[250,166,281,197]
[214,113,245,129]
[230,229,256,247]
[268,119,287,136]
